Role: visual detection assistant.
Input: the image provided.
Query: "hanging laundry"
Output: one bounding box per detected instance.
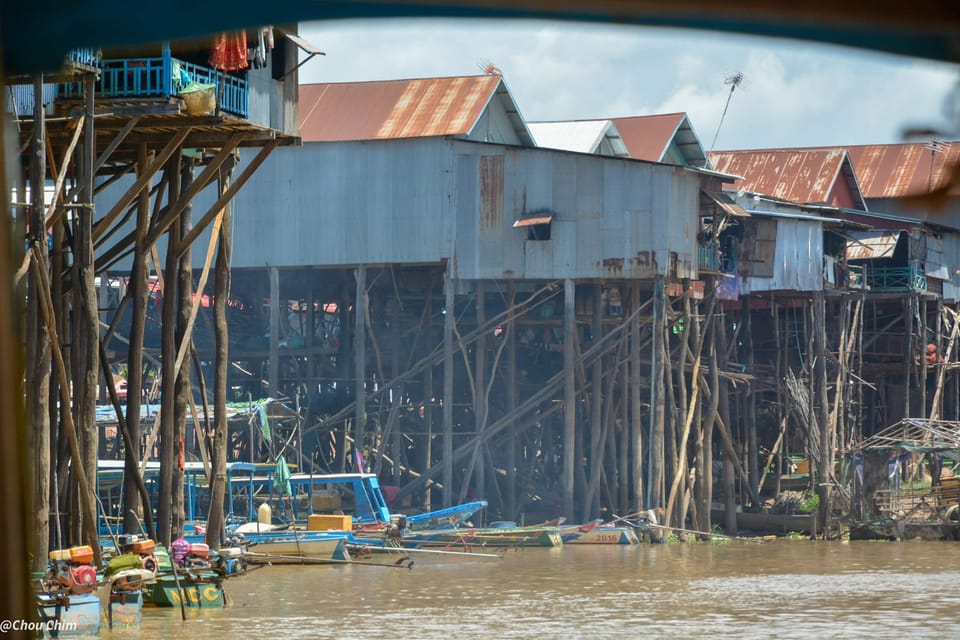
[209,30,249,71]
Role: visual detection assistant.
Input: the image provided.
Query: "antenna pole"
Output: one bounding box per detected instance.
[711,72,743,152]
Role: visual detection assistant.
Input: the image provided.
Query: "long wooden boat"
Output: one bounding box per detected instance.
[236,531,352,564]
[405,500,488,531]
[559,520,641,545]
[401,523,563,548]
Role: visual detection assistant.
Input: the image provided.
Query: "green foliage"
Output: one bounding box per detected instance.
[798,492,820,513]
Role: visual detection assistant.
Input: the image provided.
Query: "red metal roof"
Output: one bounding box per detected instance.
[298,75,503,142]
[837,143,960,198]
[708,149,855,206]
[610,113,686,162]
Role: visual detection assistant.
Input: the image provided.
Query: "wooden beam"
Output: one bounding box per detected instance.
[177,139,279,255]
[92,127,190,241]
[93,115,141,173]
[143,133,248,249]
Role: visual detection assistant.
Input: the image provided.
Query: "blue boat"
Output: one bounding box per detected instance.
[405,500,488,531]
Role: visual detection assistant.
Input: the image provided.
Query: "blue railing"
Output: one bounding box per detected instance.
[56,49,248,118]
[66,48,102,68]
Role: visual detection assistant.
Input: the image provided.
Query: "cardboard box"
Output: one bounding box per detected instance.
[307,514,353,531]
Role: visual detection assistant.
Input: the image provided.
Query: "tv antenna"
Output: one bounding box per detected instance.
[478,58,502,75]
[710,71,744,152]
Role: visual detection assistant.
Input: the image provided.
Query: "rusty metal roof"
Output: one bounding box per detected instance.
[610,113,707,167]
[835,142,960,198]
[298,75,529,143]
[846,230,903,260]
[708,149,867,209]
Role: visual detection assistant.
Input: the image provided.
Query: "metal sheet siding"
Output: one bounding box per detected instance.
[453,142,698,280]
[746,219,823,292]
[229,140,452,268]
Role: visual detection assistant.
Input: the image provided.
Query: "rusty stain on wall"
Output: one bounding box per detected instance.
[479,155,504,231]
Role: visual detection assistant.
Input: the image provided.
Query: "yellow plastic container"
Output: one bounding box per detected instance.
[307,514,352,531]
[49,549,72,562]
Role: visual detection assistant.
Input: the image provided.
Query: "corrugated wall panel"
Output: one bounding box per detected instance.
[229,139,452,268]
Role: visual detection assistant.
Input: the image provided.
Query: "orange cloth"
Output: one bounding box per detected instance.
[210,31,248,71]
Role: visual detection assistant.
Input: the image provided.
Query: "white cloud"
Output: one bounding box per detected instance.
[298,18,960,149]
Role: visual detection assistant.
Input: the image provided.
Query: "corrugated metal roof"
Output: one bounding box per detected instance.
[298,75,510,142]
[846,230,903,260]
[708,149,866,208]
[839,143,960,198]
[702,190,748,217]
[610,113,707,167]
[733,142,960,199]
[528,120,629,157]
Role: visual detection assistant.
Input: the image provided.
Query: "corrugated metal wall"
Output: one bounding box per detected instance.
[453,140,698,280]
[741,217,824,293]
[95,137,703,281]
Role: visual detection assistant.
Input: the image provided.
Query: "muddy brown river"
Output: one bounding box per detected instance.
[108,540,960,639]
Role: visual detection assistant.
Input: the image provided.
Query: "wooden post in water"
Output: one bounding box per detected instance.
[206,169,232,548]
[158,153,182,546]
[173,160,194,538]
[814,290,831,537]
[270,266,281,396]
[443,270,454,507]
[76,73,100,555]
[563,278,576,521]
[585,284,604,522]
[505,283,517,520]
[28,74,52,571]
[474,281,486,502]
[629,282,644,513]
[123,144,153,535]
[355,264,367,465]
[648,276,666,512]
[741,295,758,506]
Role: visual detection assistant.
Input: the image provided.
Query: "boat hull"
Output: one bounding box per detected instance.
[144,575,224,608]
[241,533,352,564]
[562,526,640,545]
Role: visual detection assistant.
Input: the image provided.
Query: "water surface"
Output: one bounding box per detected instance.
[112,540,960,639]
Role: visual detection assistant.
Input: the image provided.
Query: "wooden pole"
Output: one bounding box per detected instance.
[172,160,194,538]
[814,291,831,537]
[30,248,101,564]
[648,276,666,510]
[443,270,454,506]
[474,281,487,502]
[205,168,233,548]
[78,73,100,539]
[585,284,604,522]
[563,278,576,521]
[28,74,52,571]
[505,283,517,520]
[269,266,281,395]
[157,154,181,546]
[122,145,153,535]
[355,264,367,465]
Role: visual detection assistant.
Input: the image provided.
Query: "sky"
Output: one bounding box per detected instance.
[296,18,960,152]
